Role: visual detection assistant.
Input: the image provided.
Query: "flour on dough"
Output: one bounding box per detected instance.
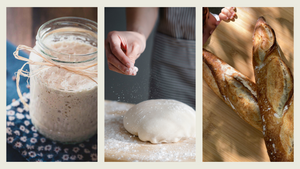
[123,99,196,143]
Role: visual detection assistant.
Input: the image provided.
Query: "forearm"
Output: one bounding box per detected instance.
[126,7,158,39]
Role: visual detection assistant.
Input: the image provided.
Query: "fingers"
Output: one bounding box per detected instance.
[220,7,237,22]
[128,42,142,63]
[107,32,134,68]
[219,13,230,22]
[107,63,138,76]
[106,57,138,76]
[107,62,138,76]
[107,62,126,75]
[105,42,137,76]
[105,31,145,76]
[105,38,138,76]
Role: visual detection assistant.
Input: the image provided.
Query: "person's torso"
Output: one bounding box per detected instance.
[157,7,195,40]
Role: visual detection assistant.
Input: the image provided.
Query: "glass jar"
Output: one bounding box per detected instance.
[29,17,97,144]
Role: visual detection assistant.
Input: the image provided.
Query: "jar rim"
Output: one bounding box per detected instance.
[36,17,97,63]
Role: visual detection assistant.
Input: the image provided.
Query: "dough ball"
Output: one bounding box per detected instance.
[123,99,196,143]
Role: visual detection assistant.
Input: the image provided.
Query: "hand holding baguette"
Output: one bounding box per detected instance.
[203,14,293,162]
[252,16,294,162]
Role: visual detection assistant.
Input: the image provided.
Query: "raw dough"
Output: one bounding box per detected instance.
[123,99,196,143]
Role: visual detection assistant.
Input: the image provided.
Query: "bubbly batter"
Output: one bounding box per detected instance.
[29,28,97,143]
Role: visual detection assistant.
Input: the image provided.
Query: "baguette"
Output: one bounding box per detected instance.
[203,49,262,131]
[252,16,294,162]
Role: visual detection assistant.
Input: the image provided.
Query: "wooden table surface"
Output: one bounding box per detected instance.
[6,7,97,51]
[203,7,293,162]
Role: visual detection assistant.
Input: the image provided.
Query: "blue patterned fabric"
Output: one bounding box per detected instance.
[6,41,97,162]
[6,89,98,162]
[6,41,30,105]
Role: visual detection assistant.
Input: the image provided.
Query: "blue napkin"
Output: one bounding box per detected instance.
[6,41,30,105]
[6,41,97,162]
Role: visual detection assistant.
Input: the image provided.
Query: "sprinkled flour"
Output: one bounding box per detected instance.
[105,101,196,162]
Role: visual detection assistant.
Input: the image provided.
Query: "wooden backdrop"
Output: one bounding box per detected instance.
[7,7,97,51]
[203,7,293,162]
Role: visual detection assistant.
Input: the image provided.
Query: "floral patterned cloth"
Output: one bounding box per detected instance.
[6,93,97,162]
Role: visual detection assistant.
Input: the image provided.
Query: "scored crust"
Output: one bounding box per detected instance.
[203,49,262,131]
[252,16,294,162]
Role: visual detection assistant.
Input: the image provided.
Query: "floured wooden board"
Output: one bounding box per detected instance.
[203,7,293,162]
[105,100,196,162]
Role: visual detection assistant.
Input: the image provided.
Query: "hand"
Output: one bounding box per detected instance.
[105,31,146,76]
[219,7,237,22]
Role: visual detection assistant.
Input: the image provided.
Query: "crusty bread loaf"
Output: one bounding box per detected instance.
[252,16,294,162]
[203,49,262,131]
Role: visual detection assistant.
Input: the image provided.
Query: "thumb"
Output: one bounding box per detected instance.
[127,42,143,65]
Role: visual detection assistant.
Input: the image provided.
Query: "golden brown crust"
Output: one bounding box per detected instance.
[252,16,294,162]
[203,49,262,131]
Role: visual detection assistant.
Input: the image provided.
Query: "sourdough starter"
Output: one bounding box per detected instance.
[29,33,97,143]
